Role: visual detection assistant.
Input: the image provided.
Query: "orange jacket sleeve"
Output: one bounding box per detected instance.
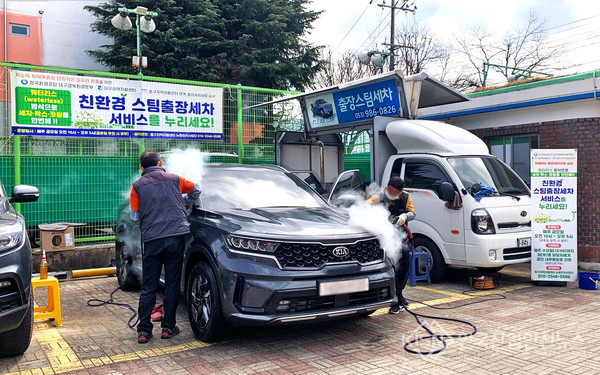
[130,187,139,212]
[179,177,196,194]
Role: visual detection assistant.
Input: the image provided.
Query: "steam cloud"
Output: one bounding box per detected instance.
[162,148,208,186]
[343,184,406,265]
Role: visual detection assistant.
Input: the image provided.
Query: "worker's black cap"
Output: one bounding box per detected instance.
[387,176,404,190]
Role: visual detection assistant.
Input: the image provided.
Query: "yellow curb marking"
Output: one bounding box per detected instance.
[34,327,84,374]
[502,269,532,276]
[13,329,212,375]
[372,283,532,316]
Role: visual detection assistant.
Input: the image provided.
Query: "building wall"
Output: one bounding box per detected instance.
[470,118,600,264]
[0,12,42,64]
[0,0,109,71]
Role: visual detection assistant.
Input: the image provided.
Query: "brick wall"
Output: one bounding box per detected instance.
[470,118,600,264]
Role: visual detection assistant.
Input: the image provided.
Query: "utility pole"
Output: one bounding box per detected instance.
[377,0,416,71]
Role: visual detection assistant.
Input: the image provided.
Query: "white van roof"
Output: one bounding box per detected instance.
[385,119,490,155]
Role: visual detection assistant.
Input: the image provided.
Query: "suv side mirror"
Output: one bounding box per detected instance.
[10,185,39,203]
[439,182,455,202]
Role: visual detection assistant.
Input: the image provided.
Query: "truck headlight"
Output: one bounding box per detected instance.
[0,222,25,252]
[471,209,495,234]
[227,235,279,253]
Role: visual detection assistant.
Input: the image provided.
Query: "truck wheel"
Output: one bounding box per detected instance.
[115,227,141,291]
[413,237,446,282]
[0,289,33,357]
[187,262,226,342]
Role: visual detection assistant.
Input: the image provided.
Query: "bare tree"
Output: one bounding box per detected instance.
[456,24,502,86]
[456,10,563,86]
[309,49,380,90]
[395,20,447,75]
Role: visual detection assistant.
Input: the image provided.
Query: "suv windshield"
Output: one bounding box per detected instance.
[447,157,530,195]
[201,166,327,211]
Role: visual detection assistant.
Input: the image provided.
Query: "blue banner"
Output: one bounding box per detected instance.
[332,79,400,124]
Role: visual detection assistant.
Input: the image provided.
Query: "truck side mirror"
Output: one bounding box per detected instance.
[439,182,455,202]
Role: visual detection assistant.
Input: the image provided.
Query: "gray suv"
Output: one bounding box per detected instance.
[0,183,40,357]
[116,164,395,341]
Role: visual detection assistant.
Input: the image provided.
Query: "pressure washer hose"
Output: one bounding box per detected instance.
[400,225,478,355]
[87,286,139,329]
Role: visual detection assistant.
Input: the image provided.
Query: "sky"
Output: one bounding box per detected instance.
[306,0,600,85]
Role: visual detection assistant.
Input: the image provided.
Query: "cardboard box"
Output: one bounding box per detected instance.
[41,226,75,252]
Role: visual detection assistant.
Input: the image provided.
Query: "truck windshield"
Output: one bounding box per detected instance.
[447,157,530,195]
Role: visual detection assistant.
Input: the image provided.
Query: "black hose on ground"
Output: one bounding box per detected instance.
[87,286,139,329]
[399,234,478,355]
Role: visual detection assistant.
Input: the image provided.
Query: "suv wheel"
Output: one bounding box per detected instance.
[187,262,226,342]
[413,237,446,282]
[115,228,141,291]
[0,289,33,357]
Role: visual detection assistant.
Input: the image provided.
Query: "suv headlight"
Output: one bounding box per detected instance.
[0,221,25,252]
[226,235,279,253]
[471,209,495,234]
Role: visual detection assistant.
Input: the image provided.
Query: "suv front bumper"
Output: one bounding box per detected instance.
[0,237,32,333]
[218,250,396,325]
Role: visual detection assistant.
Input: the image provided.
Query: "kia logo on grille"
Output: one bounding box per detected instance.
[520,211,527,217]
[332,246,349,257]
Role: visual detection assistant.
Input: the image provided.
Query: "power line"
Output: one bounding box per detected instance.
[353,10,391,56]
[331,2,373,54]
[543,13,600,32]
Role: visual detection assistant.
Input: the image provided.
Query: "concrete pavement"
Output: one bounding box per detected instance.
[1,263,599,375]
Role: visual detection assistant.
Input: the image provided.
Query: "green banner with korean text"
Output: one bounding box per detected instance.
[530,149,577,282]
[11,70,223,140]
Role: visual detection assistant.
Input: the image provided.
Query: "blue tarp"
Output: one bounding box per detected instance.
[473,182,495,202]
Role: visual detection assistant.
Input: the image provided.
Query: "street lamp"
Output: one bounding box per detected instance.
[357,50,393,73]
[111,6,158,76]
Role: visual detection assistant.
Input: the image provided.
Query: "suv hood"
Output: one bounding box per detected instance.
[217,206,372,240]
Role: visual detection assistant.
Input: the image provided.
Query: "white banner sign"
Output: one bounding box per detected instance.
[530,149,577,282]
[11,70,223,140]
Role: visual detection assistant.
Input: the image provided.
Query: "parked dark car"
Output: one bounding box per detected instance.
[116,164,395,342]
[310,99,334,118]
[0,183,40,357]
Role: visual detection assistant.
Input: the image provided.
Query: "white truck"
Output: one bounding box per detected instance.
[257,71,532,281]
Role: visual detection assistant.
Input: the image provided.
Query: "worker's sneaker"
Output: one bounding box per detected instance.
[161,326,180,339]
[388,303,405,314]
[151,304,164,322]
[137,331,152,344]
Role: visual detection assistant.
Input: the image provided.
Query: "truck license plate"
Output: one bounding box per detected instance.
[318,278,369,296]
[518,237,531,247]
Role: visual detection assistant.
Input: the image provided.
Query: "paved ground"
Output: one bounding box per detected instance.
[2,263,599,375]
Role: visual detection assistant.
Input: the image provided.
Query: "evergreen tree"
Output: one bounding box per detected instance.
[85,0,323,90]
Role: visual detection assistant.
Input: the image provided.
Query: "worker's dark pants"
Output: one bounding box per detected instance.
[395,247,410,305]
[137,235,185,333]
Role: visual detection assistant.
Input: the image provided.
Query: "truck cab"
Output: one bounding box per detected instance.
[258,70,532,281]
[379,118,531,280]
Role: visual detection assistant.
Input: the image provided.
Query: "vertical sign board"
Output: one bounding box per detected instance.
[530,149,577,282]
[11,70,223,140]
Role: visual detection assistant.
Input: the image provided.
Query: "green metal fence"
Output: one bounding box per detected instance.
[2,63,375,247]
[1,62,306,246]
